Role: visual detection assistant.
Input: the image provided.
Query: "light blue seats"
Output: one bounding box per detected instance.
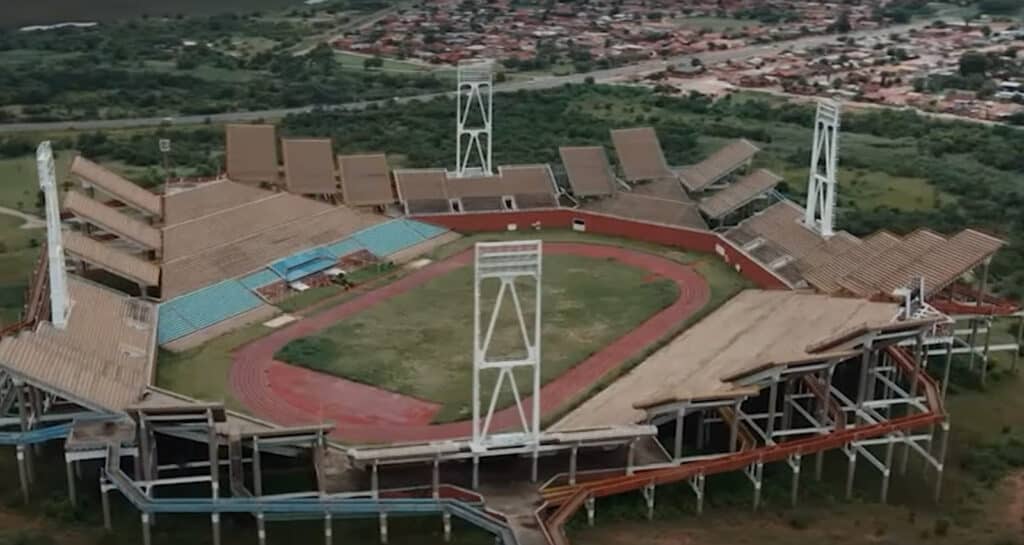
[269,248,336,282]
[353,220,428,257]
[239,268,281,291]
[157,280,263,344]
[323,238,366,259]
[403,219,448,239]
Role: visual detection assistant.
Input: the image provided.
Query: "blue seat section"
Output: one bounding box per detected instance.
[353,220,430,257]
[323,238,366,259]
[403,218,448,239]
[157,280,263,344]
[269,248,336,282]
[239,268,281,291]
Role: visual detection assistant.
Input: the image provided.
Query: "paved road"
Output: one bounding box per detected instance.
[0,20,933,134]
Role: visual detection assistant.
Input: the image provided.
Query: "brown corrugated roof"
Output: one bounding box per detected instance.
[837,229,948,297]
[338,154,395,206]
[583,192,707,231]
[0,276,156,410]
[163,180,272,225]
[738,200,828,260]
[225,124,279,184]
[64,231,160,286]
[162,193,331,261]
[70,156,162,216]
[499,164,557,196]
[610,127,672,182]
[677,139,760,192]
[630,177,690,202]
[282,139,338,195]
[394,169,448,202]
[559,146,616,197]
[698,169,780,219]
[803,231,901,294]
[63,191,162,249]
[873,229,1004,297]
[161,206,384,298]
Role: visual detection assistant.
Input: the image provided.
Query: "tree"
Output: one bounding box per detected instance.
[959,51,988,76]
[363,56,384,70]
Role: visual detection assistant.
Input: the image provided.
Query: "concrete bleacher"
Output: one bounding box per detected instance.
[157,280,264,344]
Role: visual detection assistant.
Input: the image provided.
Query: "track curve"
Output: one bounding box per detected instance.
[229,242,711,442]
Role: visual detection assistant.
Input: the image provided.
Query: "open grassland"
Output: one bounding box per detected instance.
[0,150,73,212]
[276,252,681,423]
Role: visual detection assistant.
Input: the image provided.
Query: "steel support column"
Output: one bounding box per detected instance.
[845,448,857,500]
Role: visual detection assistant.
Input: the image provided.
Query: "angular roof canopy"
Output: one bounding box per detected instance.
[70,156,162,216]
[225,124,279,184]
[677,139,760,192]
[63,191,162,249]
[559,146,617,197]
[339,153,395,206]
[282,138,338,195]
[64,231,160,287]
[610,127,672,182]
[698,169,781,219]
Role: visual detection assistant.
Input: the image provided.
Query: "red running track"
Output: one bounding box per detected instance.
[229,243,710,442]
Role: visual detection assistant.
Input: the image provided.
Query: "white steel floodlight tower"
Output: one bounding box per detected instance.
[803,99,841,237]
[455,59,495,177]
[472,240,542,452]
[37,141,71,329]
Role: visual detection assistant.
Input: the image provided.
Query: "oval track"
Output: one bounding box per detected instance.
[229,242,710,442]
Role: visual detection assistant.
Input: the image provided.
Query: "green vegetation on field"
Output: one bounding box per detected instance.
[156,324,273,412]
[276,253,682,423]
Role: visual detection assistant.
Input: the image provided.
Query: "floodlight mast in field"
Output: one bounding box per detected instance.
[472,241,542,461]
[37,141,70,330]
[455,59,494,177]
[803,99,841,237]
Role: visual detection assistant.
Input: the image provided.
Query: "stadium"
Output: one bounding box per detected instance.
[0,61,1017,545]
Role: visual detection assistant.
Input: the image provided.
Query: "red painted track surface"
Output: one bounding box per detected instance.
[229,243,710,442]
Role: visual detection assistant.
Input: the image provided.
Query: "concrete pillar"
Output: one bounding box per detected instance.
[16,445,29,503]
[729,402,741,453]
[673,408,686,460]
[142,513,152,545]
[981,317,994,386]
[881,440,895,504]
[531,446,539,483]
[100,477,112,531]
[472,455,479,490]
[569,445,578,486]
[694,473,705,515]
[324,514,333,545]
[941,340,954,402]
[257,513,266,545]
[626,439,636,475]
[379,512,388,544]
[766,375,779,442]
[845,449,857,500]
[66,458,77,509]
[790,455,801,507]
[432,458,440,500]
[371,461,379,496]
[211,513,221,545]
[584,496,595,527]
[751,462,763,511]
[442,512,452,542]
[934,420,951,502]
[643,483,656,520]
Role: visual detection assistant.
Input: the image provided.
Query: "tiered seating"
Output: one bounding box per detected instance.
[323,238,366,259]
[157,280,264,344]
[610,128,672,182]
[559,146,617,197]
[238,269,281,291]
[677,140,760,192]
[353,220,433,257]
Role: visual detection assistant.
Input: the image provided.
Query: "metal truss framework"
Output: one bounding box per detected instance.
[454,59,494,177]
[803,100,840,237]
[472,241,543,468]
[540,315,950,542]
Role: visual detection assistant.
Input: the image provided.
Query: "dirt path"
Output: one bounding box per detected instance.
[229,242,710,442]
[0,206,44,229]
[1004,470,1024,531]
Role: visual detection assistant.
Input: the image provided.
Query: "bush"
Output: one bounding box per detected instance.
[0,530,56,545]
[934,518,951,537]
[274,336,341,371]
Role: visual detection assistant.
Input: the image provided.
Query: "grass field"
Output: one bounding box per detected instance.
[0,150,73,213]
[276,253,681,423]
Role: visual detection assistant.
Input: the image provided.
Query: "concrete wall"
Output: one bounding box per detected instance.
[412,210,790,290]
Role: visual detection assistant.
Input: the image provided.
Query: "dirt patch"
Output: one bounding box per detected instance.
[1002,470,1024,530]
[0,509,95,545]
